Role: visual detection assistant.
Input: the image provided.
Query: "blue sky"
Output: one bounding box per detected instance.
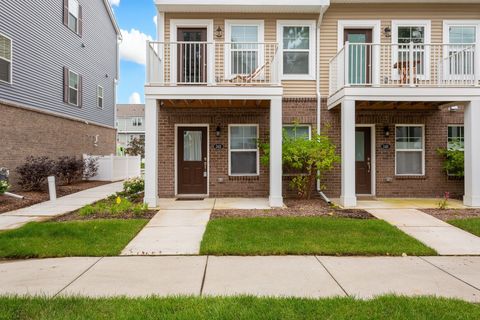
[110,0,157,104]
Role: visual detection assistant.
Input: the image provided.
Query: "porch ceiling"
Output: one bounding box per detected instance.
[356,101,447,111]
[161,99,270,108]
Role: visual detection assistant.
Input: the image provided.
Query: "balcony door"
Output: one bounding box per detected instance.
[177,28,207,84]
[344,29,372,85]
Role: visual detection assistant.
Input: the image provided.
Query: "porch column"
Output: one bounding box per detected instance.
[269,97,283,207]
[464,100,480,207]
[144,98,158,208]
[340,98,357,207]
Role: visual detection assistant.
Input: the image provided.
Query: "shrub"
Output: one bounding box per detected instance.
[437,143,464,178]
[83,156,99,180]
[0,180,9,194]
[123,177,144,195]
[16,156,56,191]
[55,156,84,185]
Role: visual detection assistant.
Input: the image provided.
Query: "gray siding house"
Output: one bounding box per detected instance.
[116,104,145,150]
[0,0,121,186]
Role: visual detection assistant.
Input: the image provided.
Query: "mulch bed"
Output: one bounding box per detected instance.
[52,210,158,222]
[211,198,373,220]
[0,181,111,214]
[422,209,480,221]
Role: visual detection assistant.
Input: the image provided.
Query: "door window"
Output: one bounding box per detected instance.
[183,131,202,161]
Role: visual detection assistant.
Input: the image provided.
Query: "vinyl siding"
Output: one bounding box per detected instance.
[0,0,118,127]
[319,3,480,96]
[164,12,319,98]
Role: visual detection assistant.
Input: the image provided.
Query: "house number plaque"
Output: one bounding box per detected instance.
[213,144,224,150]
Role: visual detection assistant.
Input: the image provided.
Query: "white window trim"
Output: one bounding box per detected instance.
[0,33,12,85]
[277,20,316,80]
[97,85,104,109]
[391,20,432,81]
[283,124,312,140]
[443,20,480,81]
[68,69,79,107]
[447,124,465,151]
[228,124,260,177]
[395,124,425,176]
[224,20,265,80]
[169,19,214,85]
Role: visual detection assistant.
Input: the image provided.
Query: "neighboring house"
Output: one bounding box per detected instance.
[0,0,121,185]
[144,0,480,208]
[116,104,145,150]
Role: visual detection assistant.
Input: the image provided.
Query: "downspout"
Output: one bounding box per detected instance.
[317,5,330,203]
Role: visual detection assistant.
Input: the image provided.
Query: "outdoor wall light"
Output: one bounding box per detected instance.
[216,125,221,137]
[215,26,223,39]
[383,27,392,38]
[384,126,390,137]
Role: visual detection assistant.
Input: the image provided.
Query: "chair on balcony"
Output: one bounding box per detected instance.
[228,62,268,86]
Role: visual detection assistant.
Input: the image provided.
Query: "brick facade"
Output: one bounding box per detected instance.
[0,102,116,188]
[320,99,465,199]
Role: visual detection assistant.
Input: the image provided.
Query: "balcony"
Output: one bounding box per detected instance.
[146,41,280,87]
[329,42,480,97]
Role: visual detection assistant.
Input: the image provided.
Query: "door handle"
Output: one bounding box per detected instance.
[367,157,371,173]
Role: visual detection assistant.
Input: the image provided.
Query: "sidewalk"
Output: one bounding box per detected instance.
[367,209,480,255]
[0,256,479,302]
[0,181,124,230]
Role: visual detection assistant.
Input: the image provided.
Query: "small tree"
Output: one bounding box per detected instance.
[125,137,145,158]
[260,127,340,199]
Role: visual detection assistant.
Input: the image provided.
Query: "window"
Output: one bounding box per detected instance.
[229,125,259,176]
[97,86,104,109]
[0,34,12,83]
[444,21,479,77]
[225,20,264,77]
[68,0,79,32]
[132,117,143,127]
[392,20,431,79]
[283,125,311,140]
[277,20,316,80]
[68,70,79,106]
[395,125,424,175]
[448,125,464,150]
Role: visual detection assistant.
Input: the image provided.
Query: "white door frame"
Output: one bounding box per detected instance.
[355,124,376,196]
[174,124,210,196]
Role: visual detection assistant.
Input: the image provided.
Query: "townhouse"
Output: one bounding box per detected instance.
[144,0,480,208]
[116,104,145,150]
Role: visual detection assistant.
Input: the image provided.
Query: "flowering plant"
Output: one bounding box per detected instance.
[438,191,450,210]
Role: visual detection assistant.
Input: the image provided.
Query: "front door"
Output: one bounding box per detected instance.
[177,28,207,83]
[355,127,372,195]
[177,127,208,195]
[344,29,372,84]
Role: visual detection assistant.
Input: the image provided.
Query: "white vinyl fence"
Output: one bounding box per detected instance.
[83,154,141,181]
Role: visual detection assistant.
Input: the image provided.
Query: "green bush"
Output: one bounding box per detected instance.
[437,143,464,178]
[0,180,9,194]
[123,178,144,195]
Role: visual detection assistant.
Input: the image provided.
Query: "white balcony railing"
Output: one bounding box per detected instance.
[146,41,280,86]
[329,42,480,95]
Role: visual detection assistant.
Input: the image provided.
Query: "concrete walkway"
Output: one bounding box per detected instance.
[367,209,480,255]
[0,256,479,302]
[121,198,270,255]
[0,182,124,230]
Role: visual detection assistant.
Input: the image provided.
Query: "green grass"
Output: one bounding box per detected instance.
[0,296,478,320]
[0,220,147,259]
[200,217,436,256]
[449,218,480,237]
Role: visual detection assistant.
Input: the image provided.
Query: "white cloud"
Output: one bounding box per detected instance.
[109,0,120,6]
[153,15,157,28]
[128,92,142,104]
[119,29,153,65]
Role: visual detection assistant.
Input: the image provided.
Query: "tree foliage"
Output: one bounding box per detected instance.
[125,137,145,158]
[437,141,464,178]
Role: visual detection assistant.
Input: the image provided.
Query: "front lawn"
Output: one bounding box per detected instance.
[200,217,436,256]
[0,296,478,320]
[449,218,480,237]
[0,220,147,259]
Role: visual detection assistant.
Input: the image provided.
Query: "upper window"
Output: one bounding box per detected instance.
[0,34,12,83]
[64,0,82,36]
[392,21,431,79]
[97,85,104,109]
[68,70,79,106]
[448,125,464,150]
[395,125,424,176]
[132,117,143,127]
[444,21,479,77]
[283,125,311,140]
[277,21,316,80]
[229,125,259,176]
[225,20,264,78]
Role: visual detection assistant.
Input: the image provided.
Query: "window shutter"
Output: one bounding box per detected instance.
[78,75,83,107]
[78,5,83,37]
[63,0,69,26]
[63,67,69,103]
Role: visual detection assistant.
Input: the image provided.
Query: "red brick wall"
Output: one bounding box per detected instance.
[0,102,116,188]
[320,99,465,199]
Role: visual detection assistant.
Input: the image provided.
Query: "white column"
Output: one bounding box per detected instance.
[464,100,480,207]
[340,98,357,207]
[269,97,283,208]
[144,98,159,208]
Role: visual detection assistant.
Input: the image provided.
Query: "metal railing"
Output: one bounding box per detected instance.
[146,41,280,86]
[329,42,479,95]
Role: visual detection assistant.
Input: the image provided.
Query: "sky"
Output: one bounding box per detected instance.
[109,0,157,104]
